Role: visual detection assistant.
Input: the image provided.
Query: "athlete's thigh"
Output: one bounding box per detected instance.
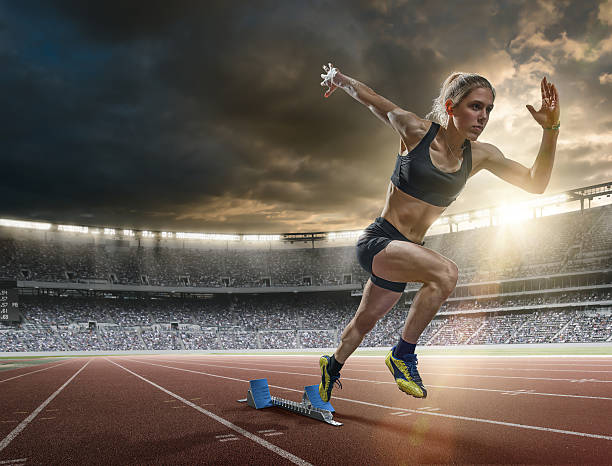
[372,240,456,284]
[354,279,403,322]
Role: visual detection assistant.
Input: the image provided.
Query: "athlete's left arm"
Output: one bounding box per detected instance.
[477,77,560,194]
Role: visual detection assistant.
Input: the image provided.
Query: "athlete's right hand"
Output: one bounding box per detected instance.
[320,62,340,98]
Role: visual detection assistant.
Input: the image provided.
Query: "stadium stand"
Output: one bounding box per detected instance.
[1,203,610,351]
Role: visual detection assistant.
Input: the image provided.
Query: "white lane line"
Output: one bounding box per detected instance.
[468,362,612,368]
[121,358,612,442]
[0,360,90,453]
[0,361,73,384]
[423,373,612,383]
[264,432,284,437]
[106,359,311,466]
[432,367,612,373]
[202,360,612,375]
[215,434,236,439]
[0,459,27,465]
[427,385,612,401]
[257,429,276,433]
[192,358,612,370]
[148,358,612,396]
[150,354,612,358]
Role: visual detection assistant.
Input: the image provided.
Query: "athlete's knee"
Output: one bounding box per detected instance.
[432,260,458,297]
[442,260,459,295]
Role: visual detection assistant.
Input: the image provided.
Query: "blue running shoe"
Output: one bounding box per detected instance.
[319,355,342,402]
[385,348,427,398]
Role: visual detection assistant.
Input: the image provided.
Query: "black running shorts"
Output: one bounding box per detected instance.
[356,217,422,292]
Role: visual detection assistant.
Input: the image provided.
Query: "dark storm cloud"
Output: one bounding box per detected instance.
[1,1,611,233]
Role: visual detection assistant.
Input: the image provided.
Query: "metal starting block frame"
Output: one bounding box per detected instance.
[238,378,342,426]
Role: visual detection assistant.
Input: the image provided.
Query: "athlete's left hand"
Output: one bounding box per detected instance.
[526,77,560,129]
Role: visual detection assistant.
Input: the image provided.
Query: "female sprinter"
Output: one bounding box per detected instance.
[318,63,560,401]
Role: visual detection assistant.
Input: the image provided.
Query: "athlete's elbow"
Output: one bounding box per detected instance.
[529,181,547,194]
[527,170,550,194]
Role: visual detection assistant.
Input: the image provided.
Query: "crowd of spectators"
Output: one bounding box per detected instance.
[299,330,337,348]
[100,327,146,350]
[440,290,612,314]
[141,329,183,350]
[1,205,610,288]
[553,312,612,342]
[1,290,610,351]
[259,331,297,349]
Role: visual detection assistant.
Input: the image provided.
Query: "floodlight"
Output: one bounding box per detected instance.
[0,219,52,230]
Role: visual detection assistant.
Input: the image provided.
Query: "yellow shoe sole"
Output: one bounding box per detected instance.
[385,351,427,398]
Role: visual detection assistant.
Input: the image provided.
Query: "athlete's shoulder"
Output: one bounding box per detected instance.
[389,111,431,151]
[387,110,427,135]
[471,141,503,158]
[470,141,504,172]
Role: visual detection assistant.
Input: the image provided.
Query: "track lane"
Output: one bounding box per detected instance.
[0,360,73,383]
[1,357,309,465]
[120,355,612,464]
[186,354,612,398]
[0,358,89,441]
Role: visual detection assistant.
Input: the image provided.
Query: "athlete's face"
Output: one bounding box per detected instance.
[448,87,494,141]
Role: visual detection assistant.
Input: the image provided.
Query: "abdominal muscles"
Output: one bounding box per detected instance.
[379,182,446,243]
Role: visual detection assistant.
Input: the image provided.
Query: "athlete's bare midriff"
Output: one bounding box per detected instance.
[380,182,446,243]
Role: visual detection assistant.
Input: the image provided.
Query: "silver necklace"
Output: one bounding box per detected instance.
[443,131,463,161]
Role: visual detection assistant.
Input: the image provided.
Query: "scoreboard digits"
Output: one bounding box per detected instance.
[0,280,19,322]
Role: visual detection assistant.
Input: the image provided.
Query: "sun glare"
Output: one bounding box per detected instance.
[495,205,534,225]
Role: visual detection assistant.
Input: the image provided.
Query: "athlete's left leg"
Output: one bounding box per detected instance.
[335,279,403,363]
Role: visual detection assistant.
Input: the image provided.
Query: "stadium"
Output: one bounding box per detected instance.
[1,182,611,463]
[3,1,612,461]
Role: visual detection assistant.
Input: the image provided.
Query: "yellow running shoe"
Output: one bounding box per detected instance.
[319,355,342,402]
[385,348,427,398]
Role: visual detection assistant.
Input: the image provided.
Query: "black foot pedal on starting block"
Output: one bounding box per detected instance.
[237,378,342,426]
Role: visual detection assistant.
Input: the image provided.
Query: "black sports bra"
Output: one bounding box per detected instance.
[390,122,471,207]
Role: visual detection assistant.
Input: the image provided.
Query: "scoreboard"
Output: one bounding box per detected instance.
[0,280,19,322]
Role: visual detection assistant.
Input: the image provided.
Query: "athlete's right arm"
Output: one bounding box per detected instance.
[320,63,422,137]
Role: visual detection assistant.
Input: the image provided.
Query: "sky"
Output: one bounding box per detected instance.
[1,0,611,234]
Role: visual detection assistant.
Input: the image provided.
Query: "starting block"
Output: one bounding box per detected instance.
[237,378,342,426]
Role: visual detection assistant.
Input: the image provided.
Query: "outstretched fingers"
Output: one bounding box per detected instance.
[541,77,555,108]
[551,83,559,105]
[320,62,338,98]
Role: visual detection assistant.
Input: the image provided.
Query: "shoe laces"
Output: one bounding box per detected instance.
[408,360,423,385]
[397,356,422,385]
[330,374,342,390]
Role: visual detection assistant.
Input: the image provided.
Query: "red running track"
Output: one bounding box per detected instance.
[0,354,611,465]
